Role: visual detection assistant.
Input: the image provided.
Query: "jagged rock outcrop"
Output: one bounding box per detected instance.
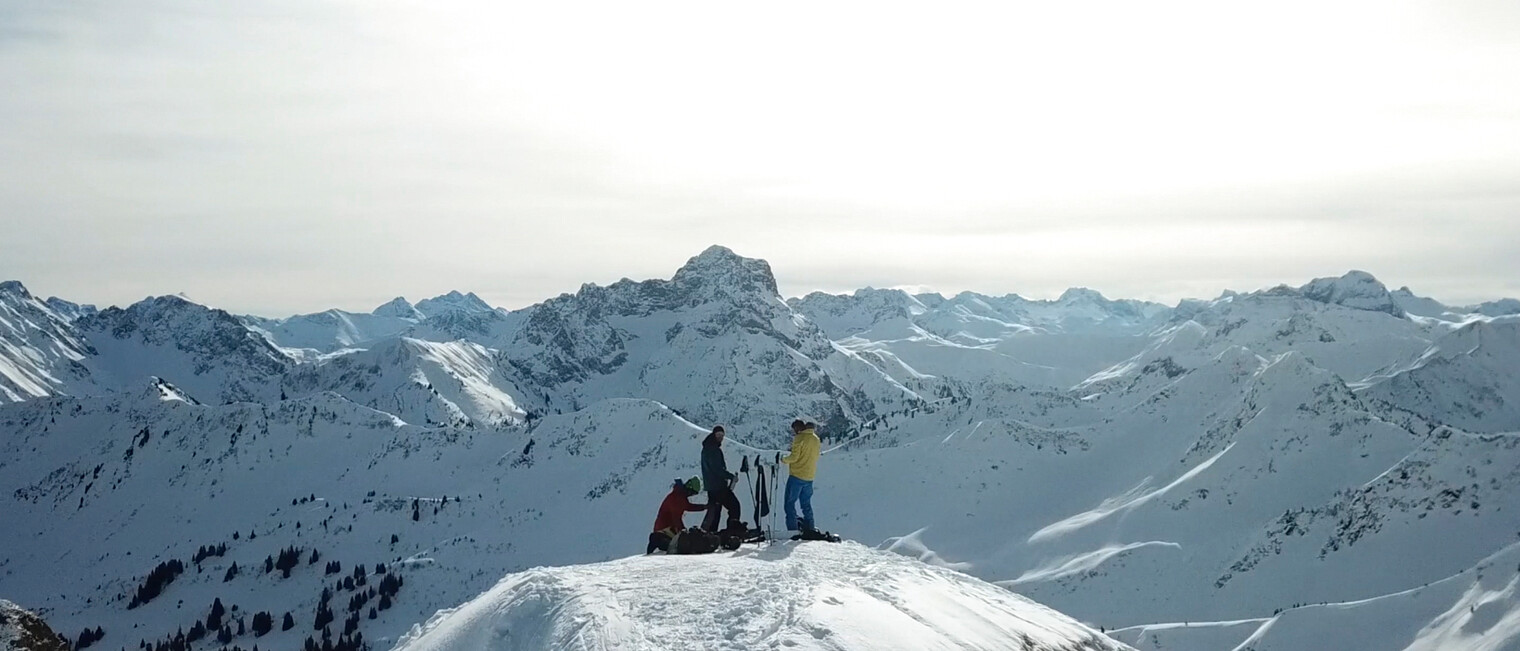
[0,601,68,651]
[500,246,918,441]
[77,295,291,404]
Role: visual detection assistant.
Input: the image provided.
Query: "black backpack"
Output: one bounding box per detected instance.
[673,526,721,554]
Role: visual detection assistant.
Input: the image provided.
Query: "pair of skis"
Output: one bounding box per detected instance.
[740,453,841,544]
[741,452,782,541]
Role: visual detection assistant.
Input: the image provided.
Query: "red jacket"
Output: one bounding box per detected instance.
[653,487,705,534]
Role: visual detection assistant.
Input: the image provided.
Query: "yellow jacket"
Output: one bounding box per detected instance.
[781,428,821,481]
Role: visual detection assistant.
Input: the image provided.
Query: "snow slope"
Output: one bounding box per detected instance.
[242,291,499,354]
[241,308,419,353]
[791,287,1165,390]
[0,282,97,402]
[1357,320,1520,433]
[282,337,528,428]
[393,541,1130,651]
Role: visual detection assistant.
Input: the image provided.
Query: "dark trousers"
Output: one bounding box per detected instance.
[701,487,742,532]
[647,531,672,554]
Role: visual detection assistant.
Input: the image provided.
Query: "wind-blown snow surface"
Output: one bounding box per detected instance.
[392,541,1129,651]
[4,250,1520,651]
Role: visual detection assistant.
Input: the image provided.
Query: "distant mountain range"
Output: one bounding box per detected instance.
[2,247,1518,651]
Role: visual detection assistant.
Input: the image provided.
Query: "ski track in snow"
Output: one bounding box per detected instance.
[1027,443,1235,544]
[1006,541,1184,585]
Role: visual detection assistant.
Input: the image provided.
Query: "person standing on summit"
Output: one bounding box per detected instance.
[781,420,821,533]
[700,426,743,532]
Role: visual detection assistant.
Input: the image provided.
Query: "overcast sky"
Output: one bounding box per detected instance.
[3,1,1518,316]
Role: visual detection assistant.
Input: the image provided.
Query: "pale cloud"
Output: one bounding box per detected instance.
[2,0,1518,315]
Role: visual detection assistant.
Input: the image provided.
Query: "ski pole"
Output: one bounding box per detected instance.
[772,452,781,536]
[753,455,765,534]
[739,455,751,530]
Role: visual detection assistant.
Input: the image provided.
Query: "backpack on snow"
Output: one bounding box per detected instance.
[673,526,722,554]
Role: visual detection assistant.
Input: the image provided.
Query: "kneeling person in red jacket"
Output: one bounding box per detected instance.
[647,477,706,554]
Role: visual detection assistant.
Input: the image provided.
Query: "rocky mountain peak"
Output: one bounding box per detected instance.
[42,297,97,322]
[0,280,32,301]
[0,600,68,651]
[1297,270,1404,317]
[74,295,292,403]
[137,376,200,405]
[671,245,779,298]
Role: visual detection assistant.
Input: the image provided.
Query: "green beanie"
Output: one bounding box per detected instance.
[684,477,702,493]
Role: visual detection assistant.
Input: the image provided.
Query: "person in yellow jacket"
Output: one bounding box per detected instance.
[781,419,821,532]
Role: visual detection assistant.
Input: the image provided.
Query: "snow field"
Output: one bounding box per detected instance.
[393,541,1130,651]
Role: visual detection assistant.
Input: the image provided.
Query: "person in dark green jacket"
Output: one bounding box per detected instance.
[700,425,743,532]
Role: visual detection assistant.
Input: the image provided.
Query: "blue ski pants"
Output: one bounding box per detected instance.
[784,475,814,531]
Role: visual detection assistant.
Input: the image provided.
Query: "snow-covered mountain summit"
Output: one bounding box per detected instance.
[668,243,781,299]
[394,541,1130,651]
[372,296,425,320]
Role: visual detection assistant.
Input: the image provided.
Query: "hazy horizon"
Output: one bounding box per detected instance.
[5,250,1512,318]
[4,1,1518,315]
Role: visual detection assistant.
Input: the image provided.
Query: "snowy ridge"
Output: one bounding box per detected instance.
[241,308,419,353]
[0,281,96,402]
[1164,285,1437,382]
[41,297,97,323]
[1357,320,1520,433]
[242,291,499,354]
[283,337,526,428]
[790,286,1169,342]
[1470,298,1520,318]
[393,542,1131,651]
[791,287,1165,391]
